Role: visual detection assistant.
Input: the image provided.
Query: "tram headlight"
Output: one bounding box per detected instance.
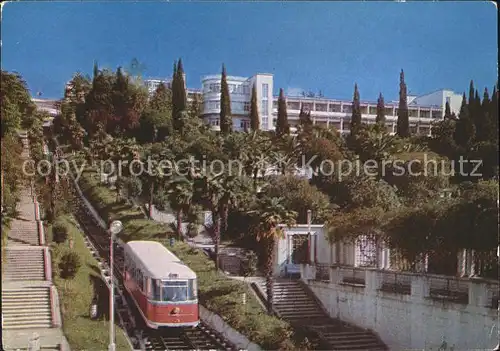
[171,307,180,315]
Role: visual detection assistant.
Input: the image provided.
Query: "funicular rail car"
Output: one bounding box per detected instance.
[123,240,200,328]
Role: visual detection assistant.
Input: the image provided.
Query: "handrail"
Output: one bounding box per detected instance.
[44,247,52,282]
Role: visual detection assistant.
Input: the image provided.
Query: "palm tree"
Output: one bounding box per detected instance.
[166,175,195,240]
[194,172,225,271]
[241,131,273,189]
[249,196,297,314]
[140,142,173,219]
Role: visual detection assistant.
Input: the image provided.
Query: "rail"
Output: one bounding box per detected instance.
[71,173,240,350]
[380,271,412,295]
[428,275,469,304]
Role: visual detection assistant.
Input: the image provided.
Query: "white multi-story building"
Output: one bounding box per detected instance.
[146,73,462,136]
[144,78,172,95]
[201,73,274,131]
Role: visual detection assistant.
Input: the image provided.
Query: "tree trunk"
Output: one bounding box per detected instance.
[265,237,276,314]
[220,202,228,237]
[253,169,258,190]
[213,213,220,272]
[148,182,154,219]
[176,209,183,240]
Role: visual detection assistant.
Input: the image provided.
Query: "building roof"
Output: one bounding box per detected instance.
[125,241,196,280]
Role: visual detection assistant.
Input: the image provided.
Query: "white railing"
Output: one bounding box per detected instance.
[303,263,499,309]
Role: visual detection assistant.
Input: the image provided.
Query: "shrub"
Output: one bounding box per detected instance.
[53,221,69,243]
[59,250,81,280]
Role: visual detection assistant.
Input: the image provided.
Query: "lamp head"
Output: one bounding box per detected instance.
[109,220,123,235]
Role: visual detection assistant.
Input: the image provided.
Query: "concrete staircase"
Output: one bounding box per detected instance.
[3,248,46,281]
[6,192,39,247]
[1,139,69,350]
[255,278,388,350]
[2,287,52,329]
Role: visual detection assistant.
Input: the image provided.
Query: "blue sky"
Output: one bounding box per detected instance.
[2,1,497,101]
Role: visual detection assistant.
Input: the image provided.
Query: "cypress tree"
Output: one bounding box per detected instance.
[468,80,475,107]
[444,101,453,120]
[350,83,362,135]
[299,106,313,127]
[474,87,491,142]
[375,92,386,125]
[172,59,187,131]
[219,64,232,134]
[249,83,260,131]
[93,61,99,80]
[171,60,178,124]
[453,92,475,150]
[177,59,187,112]
[490,84,498,144]
[275,88,289,138]
[396,69,409,137]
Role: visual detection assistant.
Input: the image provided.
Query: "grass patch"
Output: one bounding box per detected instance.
[77,170,306,350]
[47,214,131,350]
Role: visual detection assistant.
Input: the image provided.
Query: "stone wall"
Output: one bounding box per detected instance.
[302,264,499,350]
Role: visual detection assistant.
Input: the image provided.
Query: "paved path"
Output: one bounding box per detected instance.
[1,138,70,351]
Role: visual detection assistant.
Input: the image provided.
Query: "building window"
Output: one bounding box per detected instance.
[329,104,341,112]
[273,101,278,109]
[262,84,269,99]
[315,103,327,112]
[244,102,250,112]
[261,117,268,129]
[261,100,269,116]
[240,120,250,129]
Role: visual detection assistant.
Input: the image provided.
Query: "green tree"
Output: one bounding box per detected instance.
[52,221,69,244]
[249,83,260,131]
[375,93,386,126]
[1,71,37,135]
[350,83,362,135]
[166,175,195,240]
[263,175,331,223]
[219,64,232,134]
[84,66,115,138]
[188,92,203,120]
[396,70,409,137]
[275,88,289,138]
[453,93,476,151]
[137,83,172,143]
[172,59,188,131]
[298,106,313,129]
[59,251,81,287]
[443,101,456,121]
[249,196,296,314]
[429,118,457,158]
[350,123,401,164]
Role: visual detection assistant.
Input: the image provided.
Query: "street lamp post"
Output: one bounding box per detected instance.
[108,220,123,351]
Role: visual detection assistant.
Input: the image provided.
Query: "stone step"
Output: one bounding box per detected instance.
[3,315,52,324]
[2,298,50,305]
[276,305,322,311]
[2,320,52,329]
[2,304,50,312]
[2,287,49,293]
[2,306,51,314]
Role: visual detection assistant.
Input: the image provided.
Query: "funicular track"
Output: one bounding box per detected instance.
[72,189,238,350]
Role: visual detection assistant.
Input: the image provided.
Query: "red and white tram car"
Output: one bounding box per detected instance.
[123,240,199,328]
